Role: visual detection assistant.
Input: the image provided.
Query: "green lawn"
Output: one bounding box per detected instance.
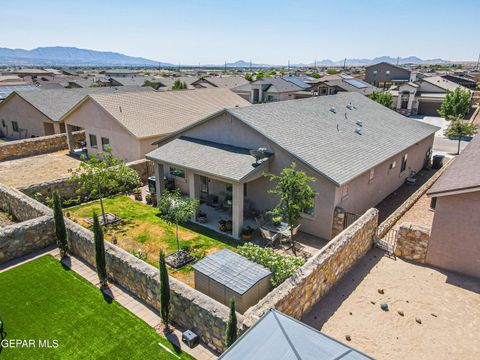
[66,196,238,286]
[0,255,192,360]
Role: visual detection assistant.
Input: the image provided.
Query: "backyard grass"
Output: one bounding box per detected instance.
[66,195,238,286]
[0,255,192,360]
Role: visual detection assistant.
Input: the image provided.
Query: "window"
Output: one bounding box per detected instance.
[389,161,396,170]
[1,119,5,127]
[89,134,98,148]
[401,153,408,173]
[373,70,378,75]
[385,70,390,76]
[369,168,375,183]
[302,196,315,217]
[12,121,19,132]
[169,166,185,178]
[101,137,110,151]
[429,197,437,211]
[342,184,349,200]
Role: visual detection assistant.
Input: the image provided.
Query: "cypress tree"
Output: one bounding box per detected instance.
[52,191,68,258]
[159,249,171,330]
[93,211,107,286]
[225,298,238,347]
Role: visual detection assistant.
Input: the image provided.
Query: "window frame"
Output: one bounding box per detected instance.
[400,153,408,173]
[101,137,110,151]
[11,121,19,132]
[369,168,375,184]
[89,134,98,149]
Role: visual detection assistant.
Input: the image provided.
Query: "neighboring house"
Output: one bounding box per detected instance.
[146,92,438,240]
[232,77,309,103]
[101,69,141,78]
[389,76,472,116]
[192,76,250,89]
[0,85,40,103]
[219,309,372,360]
[441,74,477,90]
[364,62,412,88]
[7,68,55,78]
[294,74,379,98]
[427,135,480,278]
[62,88,250,162]
[0,86,152,139]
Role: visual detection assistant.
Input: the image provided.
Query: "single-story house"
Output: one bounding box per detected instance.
[389,76,472,116]
[293,74,379,98]
[232,77,310,103]
[219,309,372,359]
[146,92,438,240]
[100,69,141,78]
[62,88,250,162]
[441,74,478,90]
[0,86,152,139]
[427,135,480,278]
[192,76,250,89]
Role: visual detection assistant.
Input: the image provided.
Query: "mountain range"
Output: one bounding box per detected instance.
[0,46,450,67]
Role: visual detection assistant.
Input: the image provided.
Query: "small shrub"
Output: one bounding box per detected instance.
[238,243,304,287]
[225,298,237,347]
[132,248,147,262]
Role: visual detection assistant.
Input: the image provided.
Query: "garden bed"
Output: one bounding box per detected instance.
[66,195,238,287]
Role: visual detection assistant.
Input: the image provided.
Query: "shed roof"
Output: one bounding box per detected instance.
[219,309,373,360]
[226,92,439,185]
[192,249,271,295]
[428,135,480,196]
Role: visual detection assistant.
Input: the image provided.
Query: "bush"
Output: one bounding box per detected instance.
[238,243,304,287]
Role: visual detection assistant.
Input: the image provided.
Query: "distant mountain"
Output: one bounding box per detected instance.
[0,46,173,67]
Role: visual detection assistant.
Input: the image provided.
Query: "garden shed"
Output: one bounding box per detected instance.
[192,249,272,313]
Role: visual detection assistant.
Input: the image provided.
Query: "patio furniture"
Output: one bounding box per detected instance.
[260,228,282,247]
[281,224,301,246]
[206,194,219,207]
[261,221,289,234]
[196,210,208,224]
[255,214,266,228]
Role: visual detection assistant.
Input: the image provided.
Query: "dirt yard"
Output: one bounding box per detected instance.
[0,150,81,187]
[302,249,480,360]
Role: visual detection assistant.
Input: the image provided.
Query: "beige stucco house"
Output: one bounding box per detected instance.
[62,88,250,162]
[427,135,480,278]
[146,92,438,240]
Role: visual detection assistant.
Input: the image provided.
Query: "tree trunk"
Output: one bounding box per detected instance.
[175,223,180,252]
[457,137,461,155]
[99,196,107,226]
[290,225,296,256]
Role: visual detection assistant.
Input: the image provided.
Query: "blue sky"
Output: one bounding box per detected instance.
[1,0,478,64]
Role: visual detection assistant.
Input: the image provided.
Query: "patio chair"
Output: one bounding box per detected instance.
[255,214,265,228]
[260,228,282,247]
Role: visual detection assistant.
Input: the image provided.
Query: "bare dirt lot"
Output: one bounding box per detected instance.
[0,151,81,187]
[303,249,480,360]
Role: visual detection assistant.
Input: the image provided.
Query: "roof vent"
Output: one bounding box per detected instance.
[355,127,363,135]
[356,120,363,127]
[330,107,336,113]
[119,106,122,113]
[346,103,353,110]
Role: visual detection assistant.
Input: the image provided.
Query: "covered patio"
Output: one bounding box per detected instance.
[146,136,272,239]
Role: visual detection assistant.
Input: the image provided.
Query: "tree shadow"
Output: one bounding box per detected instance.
[100,284,113,304]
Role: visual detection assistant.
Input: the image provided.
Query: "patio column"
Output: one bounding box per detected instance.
[187,171,197,221]
[154,162,165,203]
[232,182,244,239]
[65,124,75,152]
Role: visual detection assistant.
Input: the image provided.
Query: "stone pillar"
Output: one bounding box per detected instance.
[232,182,244,239]
[331,207,345,239]
[154,162,165,204]
[65,124,75,152]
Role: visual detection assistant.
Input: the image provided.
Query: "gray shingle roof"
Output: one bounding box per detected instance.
[232,77,304,94]
[146,136,267,182]
[428,135,480,196]
[227,92,439,186]
[219,309,373,360]
[192,249,271,295]
[12,86,153,122]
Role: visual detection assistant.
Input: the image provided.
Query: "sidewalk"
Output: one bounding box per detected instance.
[0,246,217,360]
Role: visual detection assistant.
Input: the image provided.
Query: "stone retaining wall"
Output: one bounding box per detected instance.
[0,183,51,221]
[243,208,379,325]
[395,222,430,262]
[377,161,453,238]
[0,215,55,264]
[65,218,236,352]
[0,131,85,161]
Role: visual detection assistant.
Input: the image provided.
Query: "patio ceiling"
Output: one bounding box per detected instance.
[146,136,271,183]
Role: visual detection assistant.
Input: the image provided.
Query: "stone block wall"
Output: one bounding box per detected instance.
[0,183,51,221]
[127,159,154,183]
[331,206,345,238]
[0,131,85,161]
[395,222,430,262]
[65,218,237,352]
[244,208,379,324]
[0,215,55,264]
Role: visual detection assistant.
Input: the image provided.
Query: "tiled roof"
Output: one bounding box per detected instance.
[227,92,439,185]
[88,88,250,139]
[192,249,271,295]
[428,135,480,196]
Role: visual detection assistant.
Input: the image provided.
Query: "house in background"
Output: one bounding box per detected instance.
[427,135,480,279]
[219,309,372,360]
[441,74,478,90]
[294,74,379,98]
[364,62,412,88]
[232,77,310,103]
[146,92,438,240]
[191,76,250,89]
[0,86,152,139]
[389,76,472,116]
[62,88,250,162]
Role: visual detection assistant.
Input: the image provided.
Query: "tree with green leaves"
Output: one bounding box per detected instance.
[310,72,321,79]
[244,73,253,82]
[369,91,394,109]
[159,249,171,330]
[52,191,68,258]
[157,189,199,252]
[69,152,140,225]
[93,211,107,286]
[444,116,477,154]
[438,87,471,119]
[225,298,237,347]
[265,163,316,256]
[326,69,338,75]
[172,79,187,90]
[256,70,265,80]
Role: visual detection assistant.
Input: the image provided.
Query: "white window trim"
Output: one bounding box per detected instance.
[369,168,375,184]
